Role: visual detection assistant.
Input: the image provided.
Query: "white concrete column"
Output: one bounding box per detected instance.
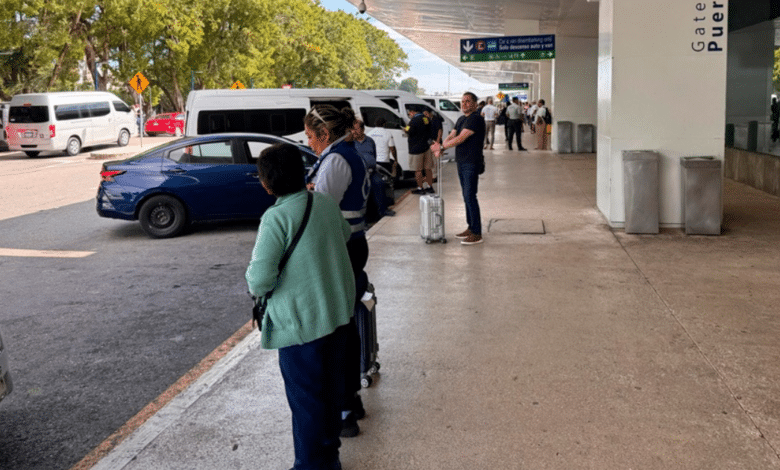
[597,0,729,228]
[551,36,599,152]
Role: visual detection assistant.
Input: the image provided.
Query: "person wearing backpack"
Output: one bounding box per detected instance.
[535,99,552,150]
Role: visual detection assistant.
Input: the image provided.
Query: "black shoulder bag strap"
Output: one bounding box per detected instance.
[252,192,313,329]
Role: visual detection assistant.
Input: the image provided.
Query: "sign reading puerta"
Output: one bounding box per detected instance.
[691,1,726,52]
[460,35,555,63]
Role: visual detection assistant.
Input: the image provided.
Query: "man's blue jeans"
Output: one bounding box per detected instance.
[456,160,481,235]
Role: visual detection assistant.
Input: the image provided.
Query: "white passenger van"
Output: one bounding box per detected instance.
[419,95,463,123]
[185,88,418,178]
[7,91,137,157]
[362,90,456,157]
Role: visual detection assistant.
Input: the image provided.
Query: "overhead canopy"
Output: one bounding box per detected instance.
[344,0,599,84]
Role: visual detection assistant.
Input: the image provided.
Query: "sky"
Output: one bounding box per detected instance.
[317,0,495,96]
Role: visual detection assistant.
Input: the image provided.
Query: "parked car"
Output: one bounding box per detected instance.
[145,112,185,136]
[96,133,317,238]
[0,329,13,404]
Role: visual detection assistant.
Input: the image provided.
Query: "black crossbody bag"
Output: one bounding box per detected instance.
[251,192,313,331]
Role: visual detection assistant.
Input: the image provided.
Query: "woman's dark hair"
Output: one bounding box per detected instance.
[256,143,306,196]
[304,105,357,144]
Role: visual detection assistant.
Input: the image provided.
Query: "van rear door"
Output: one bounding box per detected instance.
[7,104,51,150]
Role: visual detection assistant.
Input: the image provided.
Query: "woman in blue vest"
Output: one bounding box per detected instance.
[305,105,370,438]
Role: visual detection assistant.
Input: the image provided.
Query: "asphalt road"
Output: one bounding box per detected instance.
[0,140,409,470]
[0,199,261,470]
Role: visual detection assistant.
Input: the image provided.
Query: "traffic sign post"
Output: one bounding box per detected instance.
[460,35,555,62]
[128,72,149,147]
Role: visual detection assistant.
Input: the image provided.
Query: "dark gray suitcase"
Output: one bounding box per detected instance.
[355,283,380,388]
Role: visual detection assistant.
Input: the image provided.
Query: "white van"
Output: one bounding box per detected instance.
[6,91,137,157]
[419,96,463,123]
[362,90,456,157]
[185,88,418,178]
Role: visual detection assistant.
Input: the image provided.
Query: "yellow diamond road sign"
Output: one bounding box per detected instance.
[231,81,246,89]
[129,72,149,94]
[497,92,505,100]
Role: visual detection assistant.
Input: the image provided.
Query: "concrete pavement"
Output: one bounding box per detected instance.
[81,132,780,469]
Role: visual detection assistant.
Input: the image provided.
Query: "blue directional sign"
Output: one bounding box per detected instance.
[460,35,555,62]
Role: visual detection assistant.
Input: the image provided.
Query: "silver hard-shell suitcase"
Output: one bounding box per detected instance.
[420,158,446,244]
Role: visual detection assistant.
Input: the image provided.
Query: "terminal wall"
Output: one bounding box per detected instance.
[551,36,598,153]
[596,0,728,229]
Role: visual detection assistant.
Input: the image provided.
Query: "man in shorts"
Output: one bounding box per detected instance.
[406,105,434,194]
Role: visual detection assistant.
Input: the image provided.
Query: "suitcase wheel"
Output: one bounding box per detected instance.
[425,239,432,244]
[361,375,373,388]
[442,238,447,244]
[369,362,380,374]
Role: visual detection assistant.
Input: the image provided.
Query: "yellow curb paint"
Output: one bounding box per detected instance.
[0,248,95,258]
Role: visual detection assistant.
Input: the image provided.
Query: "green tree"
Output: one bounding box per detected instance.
[399,77,424,95]
[774,48,780,94]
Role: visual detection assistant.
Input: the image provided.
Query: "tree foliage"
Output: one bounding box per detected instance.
[0,0,410,111]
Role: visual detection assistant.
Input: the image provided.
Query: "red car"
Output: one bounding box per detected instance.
[144,113,185,136]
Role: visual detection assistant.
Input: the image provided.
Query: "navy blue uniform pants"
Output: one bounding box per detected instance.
[279,323,350,470]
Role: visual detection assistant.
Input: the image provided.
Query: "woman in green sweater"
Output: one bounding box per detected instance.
[246,143,355,470]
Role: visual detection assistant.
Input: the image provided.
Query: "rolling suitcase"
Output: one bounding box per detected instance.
[356,282,380,388]
[420,158,446,244]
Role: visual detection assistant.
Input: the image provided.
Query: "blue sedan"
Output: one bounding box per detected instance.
[96,133,317,238]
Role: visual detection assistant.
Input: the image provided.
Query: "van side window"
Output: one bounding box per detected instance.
[87,102,111,117]
[10,106,49,123]
[55,104,85,121]
[168,141,235,165]
[112,101,132,113]
[439,100,460,111]
[360,107,403,130]
[379,99,400,113]
[197,109,305,136]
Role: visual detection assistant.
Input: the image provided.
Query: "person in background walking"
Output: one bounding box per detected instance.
[506,97,527,151]
[481,97,498,150]
[534,99,551,151]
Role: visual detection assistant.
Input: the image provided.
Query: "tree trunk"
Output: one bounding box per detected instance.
[171,71,185,112]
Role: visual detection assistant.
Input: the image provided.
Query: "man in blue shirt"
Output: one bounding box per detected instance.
[352,120,395,219]
[432,92,485,245]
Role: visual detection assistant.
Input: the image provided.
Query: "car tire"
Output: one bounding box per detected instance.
[117,129,130,147]
[66,136,81,156]
[138,195,188,238]
[24,151,40,157]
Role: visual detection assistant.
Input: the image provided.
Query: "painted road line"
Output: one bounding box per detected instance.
[0,248,96,258]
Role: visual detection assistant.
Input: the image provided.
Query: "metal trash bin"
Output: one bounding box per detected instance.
[576,124,594,153]
[556,121,573,153]
[680,157,722,235]
[623,151,659,234]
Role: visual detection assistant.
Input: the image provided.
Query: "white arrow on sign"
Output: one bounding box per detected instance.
[463,41,473,53]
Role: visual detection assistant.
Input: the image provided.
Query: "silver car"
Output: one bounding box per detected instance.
[0,329,12,403]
